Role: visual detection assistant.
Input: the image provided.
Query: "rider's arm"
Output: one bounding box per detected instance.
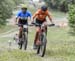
[32,10,39,21]
[15,11,21,24]
[47,11,54,24]
[28,11,32,21]
[27,11,32,24]
[28,11,32,18]
[15,17,19,24]
[32,13,38,20]
[14,17,19,24]
[14,16,18,24]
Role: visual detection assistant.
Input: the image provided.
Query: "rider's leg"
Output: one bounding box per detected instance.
[33,26,40,49]
[19,26,23,38]
[18,26,23,45]
[34,27,40,44]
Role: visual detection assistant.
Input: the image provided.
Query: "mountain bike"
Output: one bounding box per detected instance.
[18,24,28,50]
[32,22,55,57]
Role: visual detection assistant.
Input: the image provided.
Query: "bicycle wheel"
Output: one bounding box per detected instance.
[37,33,47,57]
[37,45,40,54]
[19,38,23,49]
[23,32,28,50]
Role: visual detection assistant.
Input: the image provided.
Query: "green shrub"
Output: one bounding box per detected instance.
[0,0,23,26]
[44,0,75,12]
[68,4,75,33]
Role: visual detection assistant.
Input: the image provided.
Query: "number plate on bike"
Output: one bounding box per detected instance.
[24,25,28,28]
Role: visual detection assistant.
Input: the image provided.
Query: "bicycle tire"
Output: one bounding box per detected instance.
[23,32,28,50]
[19,39,23,49]
[37,45,40,54]
[37,33,47,57]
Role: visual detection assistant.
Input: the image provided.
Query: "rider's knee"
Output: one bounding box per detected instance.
[19,27,23,32]
[36,27,40,32]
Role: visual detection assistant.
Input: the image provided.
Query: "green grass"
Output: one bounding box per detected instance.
[46,27,75,61]
[0,37,12,42]
[0,49,43,61]
[0,27,75,61]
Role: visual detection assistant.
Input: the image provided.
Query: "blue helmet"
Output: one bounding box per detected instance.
[41,5,48,11]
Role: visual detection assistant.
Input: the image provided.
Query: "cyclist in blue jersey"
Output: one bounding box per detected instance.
[15,4,32,43]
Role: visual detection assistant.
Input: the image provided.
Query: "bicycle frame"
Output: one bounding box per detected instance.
[36,24,47,57]
[18,24,28,50]
[37,24,47,45]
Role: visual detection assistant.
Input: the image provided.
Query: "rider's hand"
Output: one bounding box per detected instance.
[31,21,35,25]
[43,22,47,26]
[49,23,55,26]
[50,21,55,26]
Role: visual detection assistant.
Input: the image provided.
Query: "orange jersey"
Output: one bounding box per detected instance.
[33,9,52,21]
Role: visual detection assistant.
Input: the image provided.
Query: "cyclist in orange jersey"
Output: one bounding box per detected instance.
[32,5,54,49]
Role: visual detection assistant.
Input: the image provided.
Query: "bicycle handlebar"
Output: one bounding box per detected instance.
[31,22,55,27]
[16,23,55,27]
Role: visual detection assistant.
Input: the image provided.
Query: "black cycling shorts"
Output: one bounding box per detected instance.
[18,19,28,27]
[35,18,46,26]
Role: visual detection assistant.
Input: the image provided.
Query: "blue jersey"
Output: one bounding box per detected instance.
[16,10,32,18]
